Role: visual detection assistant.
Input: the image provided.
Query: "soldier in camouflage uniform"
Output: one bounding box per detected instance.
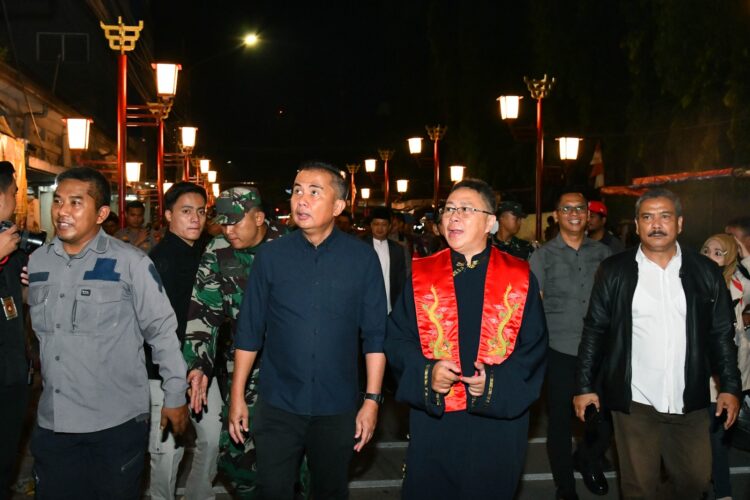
[183,187,286,498]
[491,200,536,260]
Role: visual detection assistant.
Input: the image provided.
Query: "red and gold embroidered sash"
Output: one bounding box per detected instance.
[412,247,529,411]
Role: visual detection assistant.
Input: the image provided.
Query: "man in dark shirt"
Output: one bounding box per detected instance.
[229,161,387,499]
[587,200,625,253]
[385,179,547,498]
[492,200,535,260]
[0,161,28,500]
[147,182,207,500]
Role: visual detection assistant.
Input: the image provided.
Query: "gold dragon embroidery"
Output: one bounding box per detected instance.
[488,284,520,357]
[424,285,451,359]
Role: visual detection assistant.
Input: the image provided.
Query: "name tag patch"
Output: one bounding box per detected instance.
[80,289,91,296]
[2,296,18,320]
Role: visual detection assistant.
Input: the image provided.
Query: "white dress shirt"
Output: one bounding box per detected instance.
[372,238,392,313]
[631,243,687,414]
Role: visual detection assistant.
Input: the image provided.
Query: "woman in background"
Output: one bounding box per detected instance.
[701,233,750,500]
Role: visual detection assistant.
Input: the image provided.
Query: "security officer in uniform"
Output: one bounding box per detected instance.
[492,200,535,260]
[183,187,287,498]
[26,167,189,499]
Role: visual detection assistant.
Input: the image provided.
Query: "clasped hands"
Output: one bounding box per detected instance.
[431,360,486,397]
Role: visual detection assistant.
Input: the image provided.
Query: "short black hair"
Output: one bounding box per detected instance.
[727,216,750,235]
[104,212,119,224]
[450,178,496,213]
[634,188,682,218]
[370,207,392,222]
[164,182,207,212]
[56,167,111,208]
[0,161,15,191]
[555,190,587,209]
[125,200,145,212]
[297,161,348,200]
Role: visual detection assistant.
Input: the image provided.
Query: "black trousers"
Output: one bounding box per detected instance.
[254,399,355,500]
[0,384,29,500]
[546,348,612,494]
[31,416,148,500]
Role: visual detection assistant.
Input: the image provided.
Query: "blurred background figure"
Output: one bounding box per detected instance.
[102,212,119,236]
[701,233,750,500]
[492,200,534,260]
[587,201,625,253]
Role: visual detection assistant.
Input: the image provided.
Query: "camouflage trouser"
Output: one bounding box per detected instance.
[219,367,310,499]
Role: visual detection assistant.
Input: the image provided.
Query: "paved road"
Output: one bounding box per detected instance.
[10,388,750,498]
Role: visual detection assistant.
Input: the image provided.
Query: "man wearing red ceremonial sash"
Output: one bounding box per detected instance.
[385,179,548,499]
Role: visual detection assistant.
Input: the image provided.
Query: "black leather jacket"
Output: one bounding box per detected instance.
[576,246,741,413]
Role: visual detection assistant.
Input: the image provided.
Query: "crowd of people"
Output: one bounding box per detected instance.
[0,158,748,500]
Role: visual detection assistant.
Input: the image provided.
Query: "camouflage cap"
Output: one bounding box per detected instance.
[213,187,262,225]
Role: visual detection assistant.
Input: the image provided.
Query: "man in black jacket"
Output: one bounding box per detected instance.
[363,207,408,313]
[574,188,741,499]
[147,182,208,500]
[0,161,28,500]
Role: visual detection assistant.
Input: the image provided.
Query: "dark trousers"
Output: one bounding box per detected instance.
[0,384,29,500]
[31,417,148,500]
[612,402,711,500]
[708,403,732,498]
[546,349,612,494]
[254,399,355,500]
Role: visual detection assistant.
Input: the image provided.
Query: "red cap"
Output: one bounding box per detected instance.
[588,200,607,216]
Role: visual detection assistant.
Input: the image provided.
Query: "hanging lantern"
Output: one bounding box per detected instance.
[207,170,217,183]
[557,137,582,161]
[396,179,409,193]
[65,118,92,150]
[407,137,423,155]
[199,159,210,174]
[126,162,142,184]
[450,165,466,183]
[497,95,522,120]
[153,63,181,97]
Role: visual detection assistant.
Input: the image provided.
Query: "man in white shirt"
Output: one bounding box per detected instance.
[574,188,741,499]
[363,207,408,313]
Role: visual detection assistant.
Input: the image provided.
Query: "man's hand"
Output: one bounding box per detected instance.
[431,360,461,394]
[187,369,209,414]
[716,392,740,430]
[573,393,600,422]
[228,394,249,444]
[0,224,20,260]
[460,361,486,397]
[160,404,189,436]
[354,399,379,452]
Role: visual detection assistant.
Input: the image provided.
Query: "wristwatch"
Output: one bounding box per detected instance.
[364,393,384,405]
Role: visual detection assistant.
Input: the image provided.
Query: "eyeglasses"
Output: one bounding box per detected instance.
[701,247,728,258]
[440,206,494,218]
[557,205,587,215]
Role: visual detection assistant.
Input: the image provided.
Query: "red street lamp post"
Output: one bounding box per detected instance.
[499,75,555,240]
[100,17,144,227]
[426,125,447,212]
[378,149,394,208]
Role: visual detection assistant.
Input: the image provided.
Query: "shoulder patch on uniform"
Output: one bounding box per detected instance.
[148,263,164,292]
[28,272,49,283]
[83,258,121,282]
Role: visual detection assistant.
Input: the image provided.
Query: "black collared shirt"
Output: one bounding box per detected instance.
[235,228,387,416]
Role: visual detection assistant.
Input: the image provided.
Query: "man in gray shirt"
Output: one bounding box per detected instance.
[27,167,189,499]
[530,191,612,500]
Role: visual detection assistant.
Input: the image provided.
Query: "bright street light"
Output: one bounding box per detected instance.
[243,33,259,46]
[557,137,582,161]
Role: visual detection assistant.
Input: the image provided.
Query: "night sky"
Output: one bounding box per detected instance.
[152,1,535,203]
[150,1,750,216]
